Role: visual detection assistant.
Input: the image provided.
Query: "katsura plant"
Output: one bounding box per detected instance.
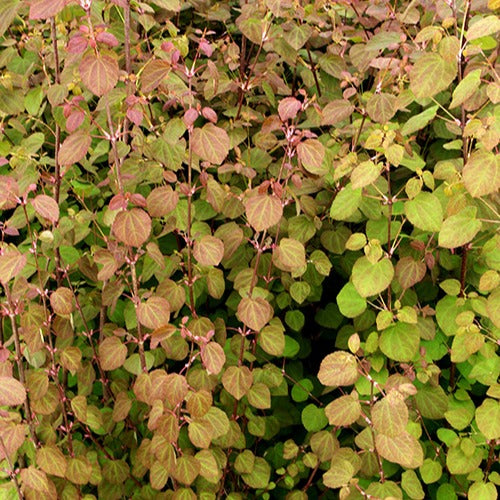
[0,0,499,499]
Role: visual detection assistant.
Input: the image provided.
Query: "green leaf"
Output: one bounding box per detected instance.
[351,160,381,189]
[241,457,270,489]
[405,192,443,232]
[79,50,119,96]
[468,482,498,500]
[99,336,128,371]
[372,391,409,437]
[193,235,224,266]
[323,458,354,489]
[379,322,420,362]
[466,15,500,40]
[375,432,424,469]
[439,207,482,248]
[401,105,439,136]
[0,376,26,406]
[273,238,306,271]
[259,322,285,356]
[235,450,255,474]
[237,297,273,331]
[66,456,92,485]
[352,257,394,298]
[245,194,283,232]
[450,69,482,108]
[0,0,20,38]
[475,398,500,440]
[284,24,312,50]
[192,123,230,165]
[415,385,448,420]
[462,150,500,198]
[325,395,361,426]
[58,130,92,166]
[222,366,253,400]
[112,208,152,247]
[410,53,457,99]
[297,139,327,175]
[318,351,359,387]
[330,184,362,221]
[36,445,67,477]
[290,281,311,304]
[247,382,271,409]
[366,93,397,123]
[446,443,482,474]
[402,470,425,500]
[301,404,328,432]
[188,420,213,448]
[337,282,367,318]
[141,59,170,93]
[419,458,442,484]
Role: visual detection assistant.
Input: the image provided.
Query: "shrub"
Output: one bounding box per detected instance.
[0,0,499,498]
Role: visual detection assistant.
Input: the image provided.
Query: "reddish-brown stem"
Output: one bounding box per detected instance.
[306,45,321,97]
[302,463,320,492]
[51,17,63,286]
[386,163,392,310]
[104,97,124,194]
[3,286,37,446]
[129,257,147,372]
[0,435,23,498]
[123,0,132,143]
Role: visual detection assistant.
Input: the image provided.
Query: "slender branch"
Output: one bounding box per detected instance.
[0,435,23,499]
[104,96,124,194]
[3,286,37,446]
[51,17,63,286]
[123,0,132,143]
[129,257,147,372]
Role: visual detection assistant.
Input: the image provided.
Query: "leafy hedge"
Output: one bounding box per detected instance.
[0,0,499,498]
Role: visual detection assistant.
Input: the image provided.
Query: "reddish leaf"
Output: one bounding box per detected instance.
[96,31,119,48]
[396,257,426,289]
[29,0,65,19]
[0,247,26,284]
[50,287,74,316]
[0,423,26,461]
[146,186,179,217]
[66,110,85,132]
[126,107,143,126]
[193,235,224,266]
[245,194,283,232]
[79,50,119,97]
[201,342,226,375]
[67,35,88,54]
[191,123,230,165]
[20,466,51,493]
[222,365,253,400]
[321,100,354,126]
[112,208,152,247]
[137,296,171,330]
[278,97,302,121]
[297,139,326,175]
[0,376,27,406]
[237,297,273,331]
[141,59,170,93]
[99,336,128,371]
[36,446,67,478]
[58,130,92,166]
[31,194,59,223]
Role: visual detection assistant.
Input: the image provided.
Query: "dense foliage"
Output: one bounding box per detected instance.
[0,0,499,498]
